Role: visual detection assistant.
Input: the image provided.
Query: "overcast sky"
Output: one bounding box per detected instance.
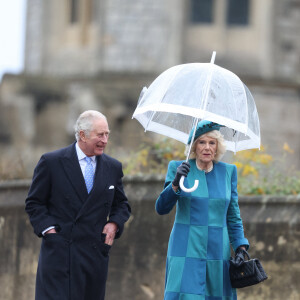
[0,0,27,81]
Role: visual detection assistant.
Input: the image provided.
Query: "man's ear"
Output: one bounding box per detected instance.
[79,130,86,142]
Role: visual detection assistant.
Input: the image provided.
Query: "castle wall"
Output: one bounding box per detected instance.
[0,178,299,300]
[24,0,300,84]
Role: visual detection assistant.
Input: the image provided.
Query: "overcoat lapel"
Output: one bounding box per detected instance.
[60,143,88,202]
[93,154,109,195]
[75,154,109,220]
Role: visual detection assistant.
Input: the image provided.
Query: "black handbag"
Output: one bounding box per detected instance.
[229,250,268,288]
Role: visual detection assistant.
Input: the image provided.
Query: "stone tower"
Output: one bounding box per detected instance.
[24,0,300,83]
[24,0,183,76]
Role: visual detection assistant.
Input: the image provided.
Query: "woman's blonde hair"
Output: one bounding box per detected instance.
[185,130,226,162]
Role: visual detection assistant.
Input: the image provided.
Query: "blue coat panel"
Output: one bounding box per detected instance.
[156,160,249,300]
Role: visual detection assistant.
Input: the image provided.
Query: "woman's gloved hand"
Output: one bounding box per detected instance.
[172,162,190,187]
[230,247,247,267]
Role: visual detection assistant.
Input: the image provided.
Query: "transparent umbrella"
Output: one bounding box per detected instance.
[132,52,260,192]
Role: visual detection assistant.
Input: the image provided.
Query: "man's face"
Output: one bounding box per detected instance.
[80,118,110,156]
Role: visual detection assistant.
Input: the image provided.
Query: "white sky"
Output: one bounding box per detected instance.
[0,0,27,82]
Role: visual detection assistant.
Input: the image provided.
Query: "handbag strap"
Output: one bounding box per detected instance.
[241,249,251,260]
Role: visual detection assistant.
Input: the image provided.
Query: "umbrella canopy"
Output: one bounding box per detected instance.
[132,52,261,193]
[132,61,260,153]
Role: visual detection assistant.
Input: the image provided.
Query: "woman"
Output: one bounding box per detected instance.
[156,120,249,300]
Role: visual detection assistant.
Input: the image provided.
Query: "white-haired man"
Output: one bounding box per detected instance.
[26,110,131,300]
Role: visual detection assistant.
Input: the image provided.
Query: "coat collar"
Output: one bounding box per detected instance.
[75,151,110,220]
[60,143,110,218]
[60,143,88,202]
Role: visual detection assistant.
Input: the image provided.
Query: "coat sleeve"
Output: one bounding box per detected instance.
[227,164,249,251]
[155,161,180,215]
[25,155,59,237]
[107,163,131,239]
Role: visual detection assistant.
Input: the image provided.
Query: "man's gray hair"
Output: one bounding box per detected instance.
[74,110,107,141]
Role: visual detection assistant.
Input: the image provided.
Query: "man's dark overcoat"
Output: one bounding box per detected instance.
[25,143,131,300]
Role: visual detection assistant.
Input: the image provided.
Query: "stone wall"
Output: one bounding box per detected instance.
[0,177,299,300]
[273,0,300,82]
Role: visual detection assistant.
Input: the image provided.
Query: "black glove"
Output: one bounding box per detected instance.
[230,247,247,267]
[172,162,190,187]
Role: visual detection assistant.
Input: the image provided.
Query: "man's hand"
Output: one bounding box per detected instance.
[102,222,118,246]
[45,228,57,234]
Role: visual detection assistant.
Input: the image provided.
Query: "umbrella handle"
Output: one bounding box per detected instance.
[179,176,199,193]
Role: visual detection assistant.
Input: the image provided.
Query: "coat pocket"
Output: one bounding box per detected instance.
[40,233,69,276]
[92,236,112,258]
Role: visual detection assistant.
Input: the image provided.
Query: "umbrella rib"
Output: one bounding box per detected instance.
[218,69,244,153]
[242,84,249,136]
[144,65,186,131]
[185,64,215,160]
[200,64,215,115]
[185,117,199,161]
[144,110,156,132]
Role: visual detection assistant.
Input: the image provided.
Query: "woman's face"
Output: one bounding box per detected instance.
[195,135,218,164]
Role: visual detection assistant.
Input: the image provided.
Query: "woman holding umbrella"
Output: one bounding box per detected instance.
[156,120,248,300]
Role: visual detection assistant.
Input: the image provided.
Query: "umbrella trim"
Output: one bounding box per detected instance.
[144,121,189,144]
[134,112,260,145]
[133,104,250,134]
[133,114,189,144]
[227,139,260,153]
[133,113,260,151]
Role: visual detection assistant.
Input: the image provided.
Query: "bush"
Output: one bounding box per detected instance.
[232,143,300,195]
[121,138,300,196]
[122,136,186,175]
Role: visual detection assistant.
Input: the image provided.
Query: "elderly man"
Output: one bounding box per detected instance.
[25,110,131,300]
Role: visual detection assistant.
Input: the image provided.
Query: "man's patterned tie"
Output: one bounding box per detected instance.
[84,156,94,193]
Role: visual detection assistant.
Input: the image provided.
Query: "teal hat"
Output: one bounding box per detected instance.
[187,120,223,144]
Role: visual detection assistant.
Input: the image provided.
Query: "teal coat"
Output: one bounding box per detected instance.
[156,160,249,300]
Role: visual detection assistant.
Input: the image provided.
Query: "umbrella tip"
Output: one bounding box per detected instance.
[210,51,216,64]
